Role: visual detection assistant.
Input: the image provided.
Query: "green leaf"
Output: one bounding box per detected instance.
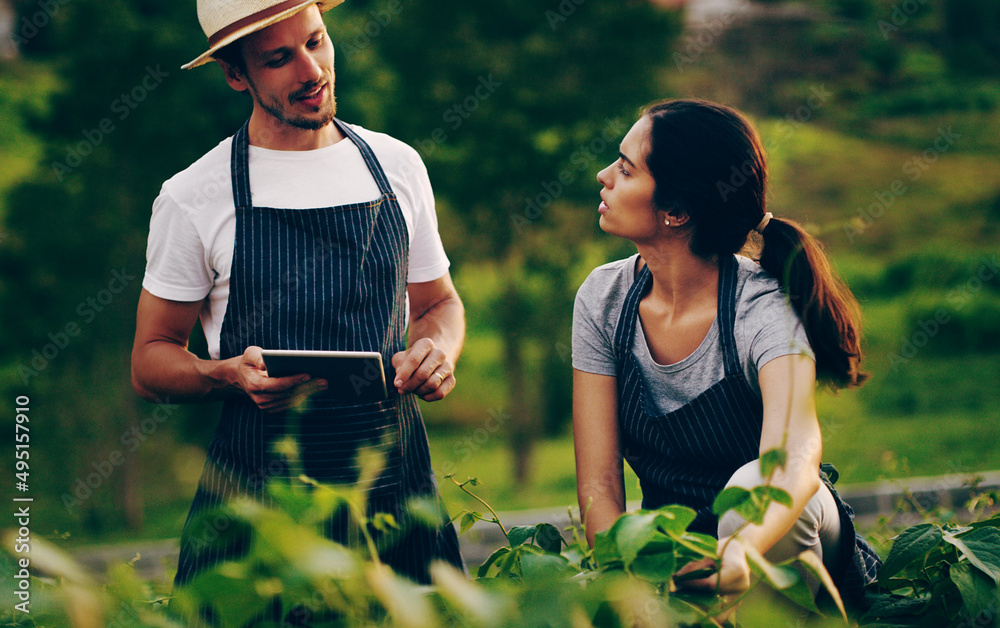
[970,514,1000,531]
[407,496,447,530]
[370,512,399,533]
[180,571,271,628]
[654,505,698,536]
[430,561,506,625]
[752,485,793,509]
[367,564,438,628]
[949,562,998,618]
[711,485,791,525]
[459,511,483,537]
[477,546,510,578]
[519,550,570,581]
[712,486,752,517]
[667,531,718,559]
[743,544,797,589]
[860,595,930,621]
[629,549,676,582]
[796,550,847,621]
[743,545,818,613]
[534,523,563,553]
[760,447,787,476]
[608,512,671,568]
[950,526,1000,584]
[881,524,944,582]
[593,530,622,568]
[508,525,537,547]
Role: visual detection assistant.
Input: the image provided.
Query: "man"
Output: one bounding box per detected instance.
[131,0,465,589]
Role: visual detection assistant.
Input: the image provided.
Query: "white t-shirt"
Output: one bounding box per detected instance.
[142,123,450,359]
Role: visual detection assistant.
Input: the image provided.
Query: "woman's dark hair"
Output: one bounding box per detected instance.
[643,99,868,389]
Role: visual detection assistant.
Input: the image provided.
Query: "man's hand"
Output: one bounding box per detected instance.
[391,337,455,401]
[239,346,327,412]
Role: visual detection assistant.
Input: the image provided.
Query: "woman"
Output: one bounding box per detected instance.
[571,99,880,604]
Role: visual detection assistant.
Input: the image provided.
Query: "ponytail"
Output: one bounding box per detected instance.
[757,218,868,389]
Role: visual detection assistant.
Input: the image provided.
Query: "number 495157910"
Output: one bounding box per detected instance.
[15,396,29,490]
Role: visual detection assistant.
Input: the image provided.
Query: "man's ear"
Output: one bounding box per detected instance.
[216,59,249,93]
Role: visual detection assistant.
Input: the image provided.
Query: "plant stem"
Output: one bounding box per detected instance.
[449,476,508,540]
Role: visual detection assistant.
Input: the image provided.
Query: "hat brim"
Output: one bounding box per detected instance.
[182,0,345,70]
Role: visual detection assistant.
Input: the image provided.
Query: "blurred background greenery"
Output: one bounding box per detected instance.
[0,0,997,554]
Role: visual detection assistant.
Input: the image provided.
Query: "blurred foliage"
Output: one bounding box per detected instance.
[0,445,878,627]
[3,445,998,626]
[0,0,998,549]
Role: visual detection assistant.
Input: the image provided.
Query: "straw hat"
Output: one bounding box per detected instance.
[183,0,346,70]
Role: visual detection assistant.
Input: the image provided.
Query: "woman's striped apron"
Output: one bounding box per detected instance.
[613,255,879,604]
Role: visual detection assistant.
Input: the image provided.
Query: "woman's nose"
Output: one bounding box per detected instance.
[597,164,612,187]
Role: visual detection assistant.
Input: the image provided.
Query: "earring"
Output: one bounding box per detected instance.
[664,218,671,226]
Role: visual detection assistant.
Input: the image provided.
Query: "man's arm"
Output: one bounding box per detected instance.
[131,288,324,411]
[391,272,465,401]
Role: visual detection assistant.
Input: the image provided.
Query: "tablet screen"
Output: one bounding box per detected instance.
[261,350,388,403]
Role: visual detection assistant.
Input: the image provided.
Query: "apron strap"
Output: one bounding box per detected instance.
[612,262,651,363]
[716,255,742,377]
[333,118,396,199]
[230,120,252,211]
[612,255,743,377]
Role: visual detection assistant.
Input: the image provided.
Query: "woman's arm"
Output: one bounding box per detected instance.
[573,369,626,547]
[682,352,822,593]
[741,352,823,551]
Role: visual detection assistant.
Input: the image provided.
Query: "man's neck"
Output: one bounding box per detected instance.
[246,111,345,151]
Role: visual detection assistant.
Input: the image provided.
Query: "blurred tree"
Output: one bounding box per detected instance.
[943,0,1000,75]
[331,0,682,483]
[0,0,246,534]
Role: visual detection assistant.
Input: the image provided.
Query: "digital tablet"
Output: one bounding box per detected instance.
[261,349,388,403]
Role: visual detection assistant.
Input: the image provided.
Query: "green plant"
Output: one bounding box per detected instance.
[5,445,999,627]
[451,457,849,627]
[861,518,1000,627]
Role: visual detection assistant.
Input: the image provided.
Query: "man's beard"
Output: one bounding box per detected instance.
[248,79,337,131]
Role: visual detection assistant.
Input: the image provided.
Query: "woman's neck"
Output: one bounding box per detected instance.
[635,242,719,317]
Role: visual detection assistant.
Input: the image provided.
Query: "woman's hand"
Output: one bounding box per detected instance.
[675,536,751,595]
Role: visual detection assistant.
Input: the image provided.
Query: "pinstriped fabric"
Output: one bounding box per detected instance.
[612,255,880,604]
[174,119,463,590]
[614,255,761,535]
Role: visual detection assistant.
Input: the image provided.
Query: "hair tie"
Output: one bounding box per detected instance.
[754,212,773,233]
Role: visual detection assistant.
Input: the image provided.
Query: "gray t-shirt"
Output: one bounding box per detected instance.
[572,254,813,415]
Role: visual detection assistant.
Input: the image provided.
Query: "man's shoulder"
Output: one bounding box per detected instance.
[343,122,425,175]
[160,136,234,210]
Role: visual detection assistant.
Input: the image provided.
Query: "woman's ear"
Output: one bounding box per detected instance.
[660,206,691,227]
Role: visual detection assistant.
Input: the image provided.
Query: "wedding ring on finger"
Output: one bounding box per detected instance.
[434,371,449,385]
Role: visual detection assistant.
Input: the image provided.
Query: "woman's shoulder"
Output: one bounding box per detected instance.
[733,254,799,327]
[574,254,639,322]
[735,255,782,301]
[577,255,638,298]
